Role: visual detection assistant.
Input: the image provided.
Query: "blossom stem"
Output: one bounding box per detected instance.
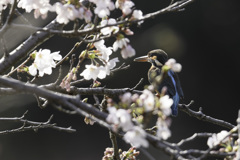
[56,41,83,67]
[6,56,31,77]
[109,131,121,160]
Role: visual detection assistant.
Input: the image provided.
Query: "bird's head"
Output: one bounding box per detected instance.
[134,49,168,67]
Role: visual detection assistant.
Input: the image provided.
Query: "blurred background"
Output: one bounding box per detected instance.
[0,0,240,159]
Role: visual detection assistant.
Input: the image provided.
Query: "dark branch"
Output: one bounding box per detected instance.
[179,101,235,129]
[0,111,76,134]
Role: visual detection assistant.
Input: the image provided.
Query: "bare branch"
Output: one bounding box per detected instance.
[179,101,235,129]
[176,133,213,147]
[0,111,76,134]
[69,87,143,96]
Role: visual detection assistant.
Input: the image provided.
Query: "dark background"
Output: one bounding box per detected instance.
[0,0,240,159]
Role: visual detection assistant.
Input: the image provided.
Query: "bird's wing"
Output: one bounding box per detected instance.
[160,74,176,97]
[148,67,176,97]
[170,70,184,99]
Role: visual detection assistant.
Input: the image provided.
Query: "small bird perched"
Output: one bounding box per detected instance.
[134,49,184,116]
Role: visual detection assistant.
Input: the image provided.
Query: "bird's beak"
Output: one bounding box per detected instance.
[134,55,148,62]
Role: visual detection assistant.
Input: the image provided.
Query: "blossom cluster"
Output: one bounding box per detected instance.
[102,147,139,160]
[79,38,135,81]
[107,107,149,148]
[207,130,239,159]
[2,0,143,25]
[28,49,62,77]
[106,87,173,148]
[2,0,143,83]
[165,58,182,72]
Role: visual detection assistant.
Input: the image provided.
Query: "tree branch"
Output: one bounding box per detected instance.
[0,20,64,74]
[0,111,76,134]
[19,0,194,38]
[179,101,235,129]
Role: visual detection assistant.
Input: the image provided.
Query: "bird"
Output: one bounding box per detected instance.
[134,49,184,116]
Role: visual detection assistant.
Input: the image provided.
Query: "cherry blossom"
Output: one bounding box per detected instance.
[139,89,155,112]
[100,18,119,36]
[165,58,182,72]
[80,57,118,80]
[121,44,136,59]
[53,2,79,24]
[80,64,100,80]
[116,109,134,131]
[123,126,149,148]
[0,0,13,11]
[98,58,119,79]
[17,0,51,19]
[29,49,62,77]
[120,92,132,105]
[132,10,144,25]
[89,0,115,18]
[115,0,135,15]
[207,130,229,148]
[113,37,130,52]
[79,8,93,23]
[159,95,173,116]
[156,118,171,140]
[106,107,119,125]
[106,107,133,132]
[94,40,113,62]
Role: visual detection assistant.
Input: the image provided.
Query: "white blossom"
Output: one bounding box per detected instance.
[80,58,118,80]
[100,18,119,36]
[53,2,79,24]
[89,0,115,18]
[132,10,144,25]
[121,44,136,59]
[165,58,182,72]
[98,58,119,79]
[28,63,38,76]
[80,64,100,80]
[106,107,119,125]
[116,109,134,131]
[113,38,129,52]
[123,126,149,148]
[18,0,51,19]
[29,49,62,77]
[94,39,113,61]
[156,118,171,140]
[115,0,135,15]
[121,92,132,105]
[0,0,13,11]
[159,95,173,116]
[106,107,134,132]
[207,130,229,148]
[139,89,155,112]
[82,8,93,23]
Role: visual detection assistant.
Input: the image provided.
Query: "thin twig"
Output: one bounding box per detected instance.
[0,111,76,134]
[176,133,213,147]
[109,131,121,160]
[56,41,83,67]
[6,56,31,77]
[131,78,144,90]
